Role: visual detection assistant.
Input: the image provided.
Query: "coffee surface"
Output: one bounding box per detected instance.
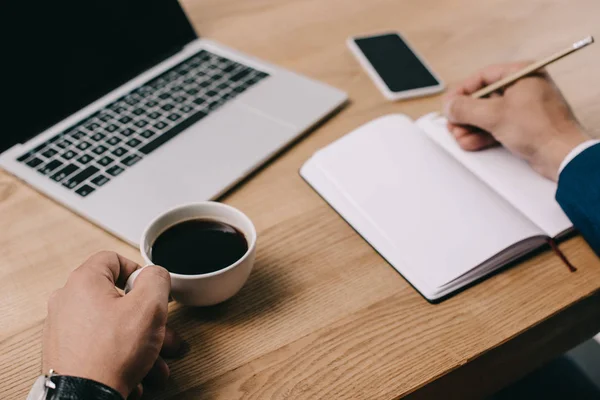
[151,219,248,275]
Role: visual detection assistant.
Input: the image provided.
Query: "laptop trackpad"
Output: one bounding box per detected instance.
[110,103,296,230]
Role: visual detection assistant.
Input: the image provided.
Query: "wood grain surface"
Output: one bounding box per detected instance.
[3,0,600,399]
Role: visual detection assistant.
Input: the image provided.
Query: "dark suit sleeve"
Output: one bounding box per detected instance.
[556,143,600,256]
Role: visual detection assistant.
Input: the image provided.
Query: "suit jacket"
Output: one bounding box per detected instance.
[556,143,600,256]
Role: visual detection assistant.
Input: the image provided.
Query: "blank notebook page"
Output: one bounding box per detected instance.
[302,115,543,294]
[417,113,572,237]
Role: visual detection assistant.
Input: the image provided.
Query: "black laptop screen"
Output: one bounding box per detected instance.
[3,0,197,153]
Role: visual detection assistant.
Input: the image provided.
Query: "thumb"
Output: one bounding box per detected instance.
[444,96,502,132]
[127,266,171,319]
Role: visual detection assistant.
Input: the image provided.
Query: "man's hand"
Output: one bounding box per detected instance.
[443,62,589,181]
[43,251,182,399]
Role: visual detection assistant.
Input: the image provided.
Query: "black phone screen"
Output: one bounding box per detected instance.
[354,33,440,92]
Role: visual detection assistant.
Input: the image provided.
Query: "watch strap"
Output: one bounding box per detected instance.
[48,375,124,400]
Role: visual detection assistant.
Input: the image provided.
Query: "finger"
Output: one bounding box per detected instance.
[126,265,171,318]
[446,62,532,98]
[448,124,498,151]
[444,95,503,132]
[447,123,482,139]
[75,251,141,289]
[143,356,170,388]
[456,132,498,151]
[450,125,473,139]
[128,384,143,400]
[161,326,184,358]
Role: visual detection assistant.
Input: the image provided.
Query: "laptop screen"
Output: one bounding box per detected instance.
[3,0,197,153]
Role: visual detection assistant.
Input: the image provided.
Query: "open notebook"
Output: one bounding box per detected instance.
[300,113,573,301]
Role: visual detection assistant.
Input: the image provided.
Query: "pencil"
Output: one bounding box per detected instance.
[471,36,595,99]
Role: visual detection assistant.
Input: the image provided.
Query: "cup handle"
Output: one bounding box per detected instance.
[124,264,153,294]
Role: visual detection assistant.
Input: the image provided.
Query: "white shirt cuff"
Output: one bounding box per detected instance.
[559,139,600,174]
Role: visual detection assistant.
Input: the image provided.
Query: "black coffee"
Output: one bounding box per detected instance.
[151,219,248,275]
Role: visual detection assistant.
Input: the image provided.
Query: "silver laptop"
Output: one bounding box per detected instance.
[1,1,346,245]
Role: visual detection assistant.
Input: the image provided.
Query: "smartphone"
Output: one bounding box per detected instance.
[347,32,444,101]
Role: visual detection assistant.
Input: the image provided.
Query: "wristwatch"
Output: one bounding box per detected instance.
[27,370,124,400]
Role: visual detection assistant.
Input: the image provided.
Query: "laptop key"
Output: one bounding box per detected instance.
[98,113,113,122]
[134,120,148,128]
[208,100,221,111]
[107,165,125,176]
[38,159,63,175]
[112,147,128,157]
[161,104,175,111]
[107,136,122,146]
[62,166,100,189]
[154,121,167,130]
[26,157,43,168]
[132,108,145,116]
[17,152,34,162]
[70,130,87,139]
[77,154,93,164]
[134,88,151,98]
[98,156,114,166]
[85,122,101,131]
[222,64,236,73]
[152,78,168,89]
[91,174,110,187]
[140,109,208,155]
[91,132,106,141]
[120,128,136,137]
[230,69,250,82]
[118,116,133,124]
[41,149,58,158]
[51,164,79,182]
[124,96,140,106]
[75,184,95,197]
[167,113,181,122]
[122,154,142,167]
[141,129,155,139]
[56,139,73,149]
[106,124,118,133]
[76,141,92,151]
[148,111,161,119]
[126,138,141,148]
[92,145,108,155]
[62,150,77,160]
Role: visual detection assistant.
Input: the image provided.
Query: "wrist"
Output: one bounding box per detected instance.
[52,367,129,399]
[530,128,588,181]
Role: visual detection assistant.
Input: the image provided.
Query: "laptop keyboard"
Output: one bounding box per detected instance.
[16,50,269,197]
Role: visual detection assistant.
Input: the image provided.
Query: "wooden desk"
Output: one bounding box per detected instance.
[3,0,600,398]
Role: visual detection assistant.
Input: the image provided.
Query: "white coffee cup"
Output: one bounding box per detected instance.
[125,201,257,306]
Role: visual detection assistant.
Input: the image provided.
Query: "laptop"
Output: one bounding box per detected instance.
[1,0,347,245]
